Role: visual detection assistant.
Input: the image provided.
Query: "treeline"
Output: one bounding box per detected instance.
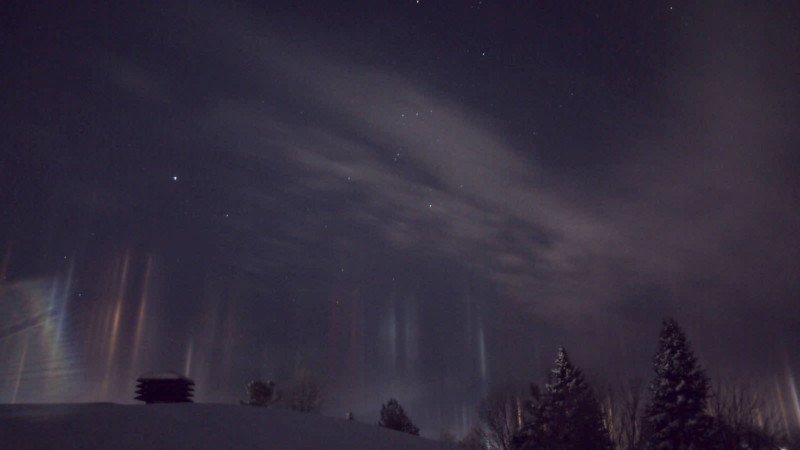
[242,368,324,413]
[460,318,796,450]
[242,368,423,438]
[237,318,796,449]
[243,372,423,439]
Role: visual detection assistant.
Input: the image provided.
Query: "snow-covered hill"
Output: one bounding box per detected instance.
[0,403,459,450]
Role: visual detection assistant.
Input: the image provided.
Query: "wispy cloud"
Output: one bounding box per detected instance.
[109,2,800,373]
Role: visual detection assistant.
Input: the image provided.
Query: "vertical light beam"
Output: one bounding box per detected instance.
[131,255,153,370]
[11,338,29,404]
[102,253,129,396]
[183,338,194,377]
[788,368,800,430]
[478,321,487,382]
[774,376,791,437]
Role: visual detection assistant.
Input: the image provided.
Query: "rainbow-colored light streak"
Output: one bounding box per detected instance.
[100,253,130,396]
[0,251,277,404]
[130,255,154,374]
[80,251,164,402]
[0,273,83,403]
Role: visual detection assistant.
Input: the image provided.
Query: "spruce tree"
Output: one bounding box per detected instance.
[642,318,712,449]
[378,398,420,436]
[514,347,612,450]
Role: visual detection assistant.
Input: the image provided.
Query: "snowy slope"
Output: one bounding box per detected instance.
[0,403,459,450]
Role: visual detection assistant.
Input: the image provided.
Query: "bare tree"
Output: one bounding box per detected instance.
[708,380,781,449]
[439,430,458,444]
[243,380,281,406]
[477,385,525,450]
[459,426,487,450]
[284,369,324,413]
[597,379,644,450]
[617,379,644,450]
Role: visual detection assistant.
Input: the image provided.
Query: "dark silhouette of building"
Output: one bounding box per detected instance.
[135,371,195,404]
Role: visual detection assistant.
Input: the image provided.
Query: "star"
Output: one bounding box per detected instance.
[172,175,178,181]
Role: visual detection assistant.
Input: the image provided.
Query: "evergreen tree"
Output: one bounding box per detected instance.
[378,398,420,436]
[513,347,612,450]
[642,318,712,449]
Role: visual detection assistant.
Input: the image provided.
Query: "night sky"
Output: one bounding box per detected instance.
[2,0,800,436]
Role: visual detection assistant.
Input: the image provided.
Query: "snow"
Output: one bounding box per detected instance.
[0,403,459,450]
[136,371,190,380]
